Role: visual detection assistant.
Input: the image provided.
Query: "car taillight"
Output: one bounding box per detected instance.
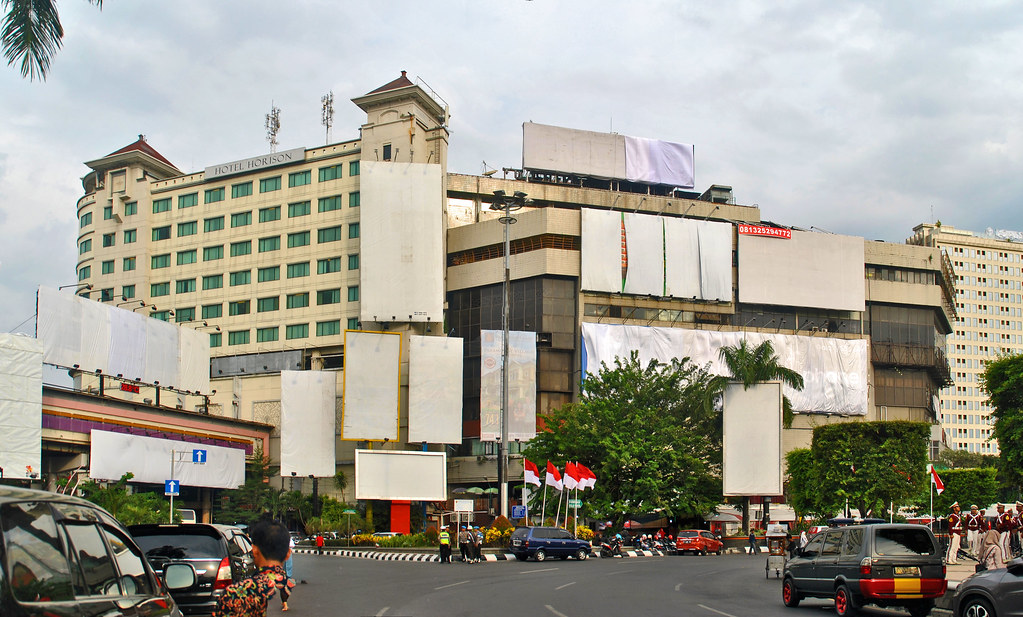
[942,565,946,577]
[859,557,872,576]
[214,557,232,590]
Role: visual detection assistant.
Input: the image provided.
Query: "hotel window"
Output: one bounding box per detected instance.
[103,205,113,220]
[122,257,135,271]
[98,288,113,302]
[175,308,195,323]
[348,317,359,329]
[202,304,222,319]
[349,191,360,208]
[318,257,341,274]
[258,236,280,252]
[231,181,252,198]
[176,279,196,294]
[229,270,250,286]
[286,324,308,340]
[230,241,252,257]
[286,292,309,309]
[152,226,171,241]
[80,211,92,228]
[152,254,170,269]
[178,193,198,209]
[259,176,281,193]
[256,326,279,342]
[348,254,359,270]
[228,300,250,316]
[316,320,341,336]
[152,310,171,322]
[318,226,342,243]
[204,188,225,204]
[257,266,280,282]
[287,231,310,248]
[318,164,343,181]
[231,212,252,227]
[101,260,114,275]
[348,223,359,239]
[382,144,392,161]
[152,198,171,213]
[151,282,170,297]
[288,171,311,187]
[206,275,225,291]
[287,262,309,278]
[123,229,136,244]
[257,297,279,313]
[318,196,342,212]
[210,332,222,347]
[124,201,137,216]
[349,161,359,176]
[348,286,359,302]
[177,249,197,265]
[204,216,225,232]
[288,201,311,217]
[203,245,224,261]
[79,239,91,254]
[317,289,340,305]
[102,233,115,247]
[122,284,135,299]
[78,265,90,280]
[259,206,280,222]
[177,221,198,237]
[228,330,250,345]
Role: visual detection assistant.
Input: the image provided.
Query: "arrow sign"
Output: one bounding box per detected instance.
[192,449,207,464]
[165,480,180,496]
[511,505,526,518]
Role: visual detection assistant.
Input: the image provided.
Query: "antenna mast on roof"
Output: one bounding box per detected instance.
[321,91,335,144]
[265,102,281,153]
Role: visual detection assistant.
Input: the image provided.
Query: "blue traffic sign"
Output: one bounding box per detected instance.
[192,449,207,464]
[511,505,526,519]
[164,480,180,496]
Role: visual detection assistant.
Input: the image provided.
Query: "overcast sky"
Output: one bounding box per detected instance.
[2,0,1022,334]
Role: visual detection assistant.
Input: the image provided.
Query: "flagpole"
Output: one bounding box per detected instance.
[556,486,564,528]
[523,484,528,524]
[542,482,548,523]
[929,464,934,528]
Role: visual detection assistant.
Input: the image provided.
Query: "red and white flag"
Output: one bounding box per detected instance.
[929,465,945,495]
[523,459,541,487]
[546,461,563,491]
[564,461,580,490]
[578,463,596,489]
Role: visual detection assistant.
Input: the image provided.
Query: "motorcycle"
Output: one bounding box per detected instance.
[599,539,625,558]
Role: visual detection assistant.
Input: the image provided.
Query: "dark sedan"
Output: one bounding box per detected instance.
[952,555,1023,617]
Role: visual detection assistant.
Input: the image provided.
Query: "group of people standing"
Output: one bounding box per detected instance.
[436,524,485,564]
[946,500,1023,569]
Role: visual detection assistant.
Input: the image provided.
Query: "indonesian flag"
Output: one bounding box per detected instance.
[546,461,563,491]
[930,464,945,495]
[523,459,541,487]
[578,463,596,489]
[564,461,580,490]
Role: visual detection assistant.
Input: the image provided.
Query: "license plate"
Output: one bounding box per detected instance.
[894,566,920,576]
[512,540,521,546]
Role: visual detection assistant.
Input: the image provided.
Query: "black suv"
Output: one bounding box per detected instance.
[0,485,194,617]
[782,523,946,617]
[130,523,255,616]
[509,526,592,562]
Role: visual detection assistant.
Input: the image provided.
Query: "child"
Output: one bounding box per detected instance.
[213,520,292,617]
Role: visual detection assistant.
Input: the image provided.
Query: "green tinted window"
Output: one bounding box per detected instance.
[205,188,225,204]
[231,182,252,198]
[286,324,308,339]
[204,216,225,232]
[152,198,171,213]
[259,206,280,222]
[259,176,281,193]
[178,193,198,209]
[288,171,311,187]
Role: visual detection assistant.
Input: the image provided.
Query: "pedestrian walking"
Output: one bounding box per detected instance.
[281,535,296,611]
[946,501,964,565]
[798,530,809,548]
[438,525,452,563]
[747,531,758,556]
[473,526,484,563]
[458,526,470,562]
[213,519,292,617]
[996,503,1013,559]
[315,533,324,555]
[966,504,983,557]
[979,529,1006,571]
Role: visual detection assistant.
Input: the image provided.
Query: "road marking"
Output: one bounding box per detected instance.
[520,567,560,574]
[555,581,576,591]
[375,609,389,617]
[698,604,738,617]
[545,604,570,617]
[604,569,632,575]
[674,583,682,591]
[434,580,470,590]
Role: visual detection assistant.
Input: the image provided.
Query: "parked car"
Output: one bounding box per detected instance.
[675,530,723,555]
[782,523,946,617]
[372,531,402,538]
[0,485,195,617]
[509,526,592,561]
[130,523,256,616]
[952,555,1023,617]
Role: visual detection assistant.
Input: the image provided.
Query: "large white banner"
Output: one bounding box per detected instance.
[281,371,336,477]
[408,336,463,444]
[360,162,444,323]
[342,331,401,441]
[36,286,210,392]
[723,383,782,496]
[623,213,664,295]
[480,330,537,442]
[581,322,868,416]
[581,209,623,293]
[355,450,446,501]
[0,334,43,480]
[624,136,695,188]
[89,430,245,489]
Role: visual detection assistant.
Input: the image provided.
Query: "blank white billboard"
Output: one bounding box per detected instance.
[581,209,623,293]
[723,383,782,496]
[360,162,444,323]
[408,336,463,444]
[523,122,626,179]
[342,331,401,441]
[480,330,537,442]
[36,286,210,392]
[355,449,446,501]
[89,430,245,489]
[0,334,43,480]
[281,371,337,477]
[738,230,865,312]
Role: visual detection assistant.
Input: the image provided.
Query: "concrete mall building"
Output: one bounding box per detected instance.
[72,72,956,520]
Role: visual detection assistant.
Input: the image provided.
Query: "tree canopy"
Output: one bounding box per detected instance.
[2,0,102,80]
[718,338,804,428]
[981,353,1023,494]
[522,351,724,529]
[75,473,175,525]
[913,467,998,515]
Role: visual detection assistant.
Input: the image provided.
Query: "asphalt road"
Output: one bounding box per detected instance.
[272,552,930,617]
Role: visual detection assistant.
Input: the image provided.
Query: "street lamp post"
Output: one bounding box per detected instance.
[489,190,527,519]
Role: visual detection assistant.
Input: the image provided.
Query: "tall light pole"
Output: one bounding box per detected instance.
[490,190,527,519]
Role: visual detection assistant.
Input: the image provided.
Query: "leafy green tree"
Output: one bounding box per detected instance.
[785,448,826,521]
[522,352,724,530]
[937,449,999,470]
[981,353,1023,496]
[214,447,276,526]
[77,473,174,525]
[2,0,102,80]
[719,338,804,428]
[913,468,998,514]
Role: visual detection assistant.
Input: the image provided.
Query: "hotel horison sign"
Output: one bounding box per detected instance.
[204,147,306,180]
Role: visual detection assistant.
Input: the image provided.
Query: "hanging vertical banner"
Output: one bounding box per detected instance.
[342,330,401,441]
[0,334,43,480]
[408,335,463,444]
[480,330,537,442]
[281,370,337,478]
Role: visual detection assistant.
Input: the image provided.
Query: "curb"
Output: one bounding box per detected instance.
[293,547,669,561]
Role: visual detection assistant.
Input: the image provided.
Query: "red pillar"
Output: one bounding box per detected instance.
[390,500,411,534]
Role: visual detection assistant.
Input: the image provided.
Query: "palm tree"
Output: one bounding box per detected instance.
[718,338,804,429]
[2,0,102,81]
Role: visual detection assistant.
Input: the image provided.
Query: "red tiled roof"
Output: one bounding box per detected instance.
[366,70,414,95]
[105,135,178,169]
